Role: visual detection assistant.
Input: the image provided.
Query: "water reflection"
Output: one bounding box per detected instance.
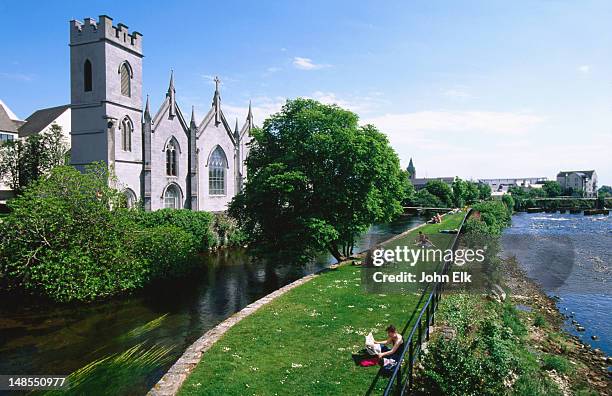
[0,214,425,395]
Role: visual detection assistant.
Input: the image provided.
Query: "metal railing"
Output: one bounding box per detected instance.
[380,209,470,396]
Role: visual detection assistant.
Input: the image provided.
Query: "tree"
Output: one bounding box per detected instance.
[413,189,443,208]
[542,181,562,198]
[597,185,612,198]
[0,123,68,194]
[477,183,492,200]
[400,170,416,206]
[451,177,468,207]
[424,179,453,207]
[229,99,406,262]
[465,182,481,204]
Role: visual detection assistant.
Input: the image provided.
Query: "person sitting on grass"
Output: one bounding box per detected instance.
[415,231,436,248]
[375,325,403,362]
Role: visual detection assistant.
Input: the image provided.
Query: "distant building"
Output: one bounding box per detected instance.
[18,105,71,147]
[556,170,598,197]
[0,99,23,143]
[0,100,25,203]
[478,177,547,195]
[407,158,455,190]
[407,157,416,179]
[411,176,456,190]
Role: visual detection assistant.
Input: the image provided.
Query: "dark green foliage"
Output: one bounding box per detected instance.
[0,165,149,302]
[478,183,492,200]
[129,209,216,251]
[229,99,406,262]
[502,194,515,215]
[467,200,511,235]
[413,189,443,207]
[542,181,562,197]
[0,164,232,302]
[542,354,572,374]
[130,225,196,279]
[501,303,527,337]
[533,313,547,327]
[422,321,518,395]
[424,179,453,207]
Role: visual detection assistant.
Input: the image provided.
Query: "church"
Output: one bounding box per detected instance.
[69,15,252,212]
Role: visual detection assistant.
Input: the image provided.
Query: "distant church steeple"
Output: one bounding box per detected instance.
[407,157,416,179]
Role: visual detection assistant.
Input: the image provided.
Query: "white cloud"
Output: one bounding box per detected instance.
[266,67,282,73]
[292,57,330,70]
[577,65,591,74]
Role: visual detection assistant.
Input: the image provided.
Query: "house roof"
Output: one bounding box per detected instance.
[18,105,70,138]
[411,177,455,186]
[556,170,595,178]
[0,99,23,133]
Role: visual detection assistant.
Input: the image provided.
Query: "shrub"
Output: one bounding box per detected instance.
[130,209,215,251]
[422,338,483,396]
[0,165,147,302]
[468,201,511,235]
[129,225,196,279]
[533,313,547,327]
[542,354,572,374]
[501,303,527,337]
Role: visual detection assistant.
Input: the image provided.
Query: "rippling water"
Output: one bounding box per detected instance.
[0,214,425,395]
[501,212,611,356]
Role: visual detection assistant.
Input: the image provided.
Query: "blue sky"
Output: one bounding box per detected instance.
[1,0,610,185]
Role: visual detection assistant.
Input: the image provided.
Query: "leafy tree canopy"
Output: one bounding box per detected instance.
[0,123,68,194]
[424,179,454,207]
[229,99,407,262]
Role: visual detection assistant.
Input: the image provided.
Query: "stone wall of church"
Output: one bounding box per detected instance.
[197,121,237,212]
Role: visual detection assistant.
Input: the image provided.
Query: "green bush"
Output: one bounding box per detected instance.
[542,354,572,374]
[501,303,527,337]
[0,164,241,303]
[533,313,547,327]
[467,200,511,235]
[0,165,148,302]
[130,209,216,251]
[129,225,196,279]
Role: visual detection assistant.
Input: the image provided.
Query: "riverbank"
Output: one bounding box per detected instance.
[156,212,465,395]
[502,257,611,394]
[413,255,611,395]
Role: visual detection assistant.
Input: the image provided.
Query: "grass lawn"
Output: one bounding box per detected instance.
[179,212,466,396]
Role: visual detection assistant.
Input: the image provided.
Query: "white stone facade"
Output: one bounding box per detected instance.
[69,15,252,211]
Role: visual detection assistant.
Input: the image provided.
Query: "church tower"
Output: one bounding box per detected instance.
[407,157,416,179]
[69,15,144,199]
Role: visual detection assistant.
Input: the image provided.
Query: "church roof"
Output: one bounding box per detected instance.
[0,99,24,133]
[411,176,455,186]
[18,105,70,138]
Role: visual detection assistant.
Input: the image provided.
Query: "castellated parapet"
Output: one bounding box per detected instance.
[69,15,142,54]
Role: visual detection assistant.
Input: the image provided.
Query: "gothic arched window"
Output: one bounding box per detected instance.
[164,184,180,209]
[124,188,137,208]
[121,117,132,152]
[119,62,131,97]
[209,146,227,195]
[166,140,178,176]
[84,59,92,92]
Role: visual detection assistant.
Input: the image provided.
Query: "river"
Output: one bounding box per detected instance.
[0,214,426,395]
[501,212,611,356]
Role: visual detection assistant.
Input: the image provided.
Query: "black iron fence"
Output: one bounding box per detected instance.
[379,209,471,396]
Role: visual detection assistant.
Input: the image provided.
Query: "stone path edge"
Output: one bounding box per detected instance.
[148,213,449,395]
